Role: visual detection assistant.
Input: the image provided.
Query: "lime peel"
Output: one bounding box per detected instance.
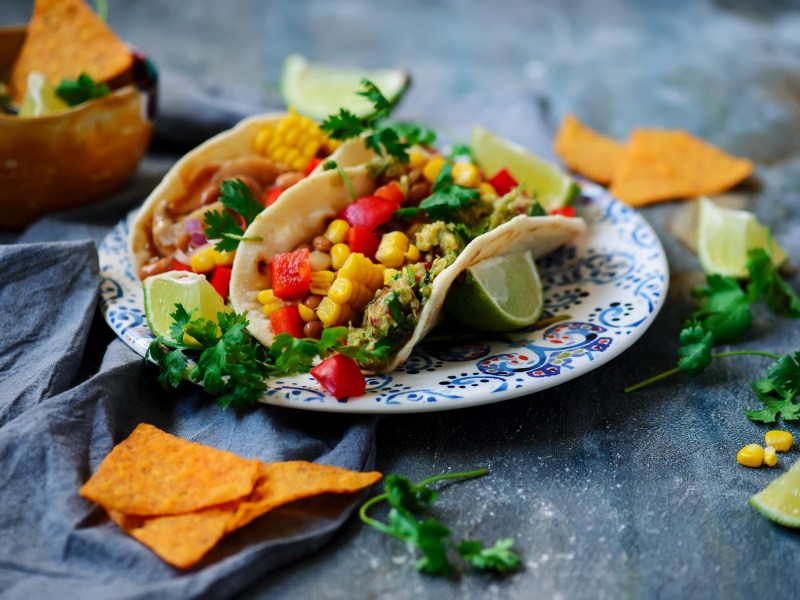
[750,458,800,528]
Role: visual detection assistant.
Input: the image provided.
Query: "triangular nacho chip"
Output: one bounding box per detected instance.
[79,423,260,516]
[10,0,133,102]
[609,129,754,206]
[553,114,625,184]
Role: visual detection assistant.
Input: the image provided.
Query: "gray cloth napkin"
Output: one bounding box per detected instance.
[0,71,552,598]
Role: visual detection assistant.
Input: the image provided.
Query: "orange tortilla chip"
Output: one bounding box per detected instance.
[609,129,754,206]
[227,461,382,531]
[108,504,237,570]
[554,114,625,184]
[79,423,260,516]
[10,0,133,102]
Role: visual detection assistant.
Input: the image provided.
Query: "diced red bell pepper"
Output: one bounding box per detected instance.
[304,156,323,176]
[171,258,192,271]
[374,181,404,205]
[269,248,311,300]
[264,186,284,207]
[550,206,576,217]
[270,306,304,338]
[345,225,380,260]
[488,168,519,197]
[310,353,366,400]
[209,266,232,300]
[340,196,399,231]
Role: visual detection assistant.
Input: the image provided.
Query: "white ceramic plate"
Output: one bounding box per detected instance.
[99,182,668,413]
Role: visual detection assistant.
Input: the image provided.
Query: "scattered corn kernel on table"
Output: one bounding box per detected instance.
[3,1,800,599]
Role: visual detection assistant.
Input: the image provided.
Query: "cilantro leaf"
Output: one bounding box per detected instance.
[414,518,453,575]
[203,179,264,252]
[385,474,439,512]
[677,320,714,376]
[418,163,480,221]
[55,72,110,106]
[752,352,800,398]
[320,108,365,140]
[219,179,263,226]
[356,78,393,119]
[456,538,521,574]
[393,122,438,146]
[529,202,547,217]
[746,248,800,318]
[394,206,421,221]
[168,304,195,345]
[743,387,800,423]
[203,210,243,252]
[447,143,473,162]
[692,275,752,343]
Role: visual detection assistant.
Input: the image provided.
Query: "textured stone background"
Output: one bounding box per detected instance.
[3,1,800,598]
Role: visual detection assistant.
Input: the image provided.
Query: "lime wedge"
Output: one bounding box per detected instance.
[280,54,409,120]
[444,252,544,332]
[18,72,69,117]
[143,271,230,344]
[696,197,787,278]
[750,458,800,528]
[471,126,578,211]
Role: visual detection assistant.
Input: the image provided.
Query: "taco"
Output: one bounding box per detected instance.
[128,109,362,284]
[229,139,586,374]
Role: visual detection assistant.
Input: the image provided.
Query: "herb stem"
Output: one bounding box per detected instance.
[624,350,781,394]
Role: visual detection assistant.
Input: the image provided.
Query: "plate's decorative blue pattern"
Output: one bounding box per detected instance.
[99,183,668,413]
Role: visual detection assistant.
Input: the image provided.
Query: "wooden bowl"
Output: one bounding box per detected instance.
[0,26,157,228]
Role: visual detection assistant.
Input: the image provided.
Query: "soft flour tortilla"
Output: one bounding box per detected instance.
[128,115,375,277]
[229,158,586,373]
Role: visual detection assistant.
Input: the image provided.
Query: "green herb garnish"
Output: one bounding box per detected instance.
[417,163,480,221]
[359,468,521,576]
[55,72,110,106]
[204,179,264,252]
[323,160,356,200]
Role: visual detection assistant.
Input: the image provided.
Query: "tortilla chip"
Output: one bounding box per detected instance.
[108,504,237,570]
[609,129,754,206]
[553,114,625,184]
[79,423,260,516]
[227,461,382,531]
[10,0,133,102]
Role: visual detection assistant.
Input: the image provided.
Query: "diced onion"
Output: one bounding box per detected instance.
[184,218,202,234]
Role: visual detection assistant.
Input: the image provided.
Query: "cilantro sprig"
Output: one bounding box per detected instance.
[204,179,264,252]
[321,79,435,163]
[359,468,521,576]
[146,306,385,408]
[625,247,800,423]
[55,72,110,106]
[394,163,480,222]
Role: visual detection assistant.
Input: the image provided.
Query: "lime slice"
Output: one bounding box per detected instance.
[471,126,578,211]
[18,72,69,117]
[280,54,409,119]
[444,252,544,332]
[750,458,800,528]
[143,271,230,344]
[696,197,787,278]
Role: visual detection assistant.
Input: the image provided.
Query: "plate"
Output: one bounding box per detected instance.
[99,182,668,413]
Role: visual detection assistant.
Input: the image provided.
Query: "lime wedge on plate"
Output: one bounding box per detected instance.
[143,271,230,344]
[444,252,544,332]
[471,126,578,211]
[750,458,800,528]
[280,54,409,119]
[696,197,787,278]
[18,72,69,117]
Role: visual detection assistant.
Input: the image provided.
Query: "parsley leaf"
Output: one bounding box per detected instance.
[320,108,364,139]
[456,538,522,574]
[219,179,263,225]
[745,248,800,317]
[55,72,110,106]
[204,179,264,251]
[677,321,714,376]
[743,387,800,423]
[418,163,480,221]
[692,275,752,343]
[752,352,800,399]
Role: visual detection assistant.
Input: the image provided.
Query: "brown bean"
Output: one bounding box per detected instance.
[408,182,431,205]
[275,171,305,189]
[304,295,323,309]
[408,168,422,184]
[312,236,333,252]
[303,321,324,339]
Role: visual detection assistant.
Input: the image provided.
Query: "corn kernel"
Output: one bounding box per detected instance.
[452,163,479,187]
[765,430,793,452]
[764,446,778,467]
[408,151,428,169]
[316,297,344,327]
[376,231,410,269]
[257,289,277,305]
[254,127,272,154]
[303,139,320,158]
[383,268,400,285]
[479,182,498,200]
[330,243,351,270]
[404,244,421,263]
[423,156,446,183]
[310,270,335,295]
[190,247,216,273]
[298,303,317,322]
[328,278,355,305]
[325,220,351,244]
[261,302,282,317]
[338,253,373,282]
[737,444,765,468]
[213,249,235,267]
[368,264,384,290]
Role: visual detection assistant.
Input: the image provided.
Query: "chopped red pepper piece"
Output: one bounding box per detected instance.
[304,156,323,176]
[550,206,576,217]
[209,266,232,301]
[264,186,284,207]
[171,258,192,272]
[345,225,380,260]
[310,354,366,400]
[269,306,304,338]
[488,168,519,197]
[340,196,399,231]
[374,181,404,205]
[269,248,311,300]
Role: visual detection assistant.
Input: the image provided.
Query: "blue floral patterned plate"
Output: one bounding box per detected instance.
[99,182,668,413]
